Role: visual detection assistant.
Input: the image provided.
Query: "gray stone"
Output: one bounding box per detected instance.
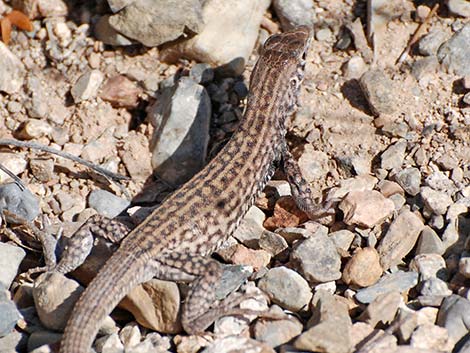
[0,243,26,289]
[258,267,312,312]
[415,226,445,255]
[456,338,470,353]
[329,230,355,253]
[459,256,470,278]
[0,289,22,336]
[436,295,470,344]
[409,253,447,281]
[437,23,470,76]
[94,15,135,46]
[463,92,470,106]
[343,55,367,79]
[355,271,419,304]
[215,265,252,300]
[0,183,40,222]
[108,0,203,47]
[232,206,265,248]
[418,30,448,56]
[411,56,439,80]
[275,227,311,245]
[107,0,135,13]
[27,91,48,119]
[272,0,314,31]
[232,81,249,99]
[29,159,55,182]
[189,63,214,84]
[316,27,333,42]
[359,69,397,116]
[298,145,329,182]
[327,175,377,200]
[420,277,452,297]
[425,171,455,192]
[295,290,352,353]
[253,316,303,348]
[213,58,246,77]
[259,231,288,256]
[360,291,401,327]
[290,230,341,283]
[448,0,470,17]
[148,77,211,184]
[421,187,453,215]
[389,193,406,211]
[381,140,407,171]
[0,330,27,352]
[88,189,130,218]
[0,42,25,94]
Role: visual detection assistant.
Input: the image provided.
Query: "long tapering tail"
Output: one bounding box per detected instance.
[60,250,148,353]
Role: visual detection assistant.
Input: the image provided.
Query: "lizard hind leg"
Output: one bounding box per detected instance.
[159,255,255,335]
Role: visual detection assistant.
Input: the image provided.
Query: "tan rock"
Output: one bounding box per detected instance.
[342,247,383,287]
[359,291,402,327]
[377,210,425,270]
[339,190,394,228]
[121,278,182,334]
[410,324,453,352]
[32,273,78,330]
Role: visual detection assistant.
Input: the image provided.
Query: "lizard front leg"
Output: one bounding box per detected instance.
[282,146,335,219]
[55,214,132,274]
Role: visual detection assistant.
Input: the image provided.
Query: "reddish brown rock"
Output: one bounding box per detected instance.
[216,243,271,270]
[100,75,142,108]
[263,196,308,231]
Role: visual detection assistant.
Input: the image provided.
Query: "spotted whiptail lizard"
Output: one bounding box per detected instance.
[59,26,328,352]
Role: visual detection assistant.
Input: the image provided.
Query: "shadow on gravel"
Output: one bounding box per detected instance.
[340,79,371,116]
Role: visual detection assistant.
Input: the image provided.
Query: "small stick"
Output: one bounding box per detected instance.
[0,139,129,181]
[0,162,26,190]
[397,3,439,65]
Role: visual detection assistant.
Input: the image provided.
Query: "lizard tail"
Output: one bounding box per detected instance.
[60,249,147,353]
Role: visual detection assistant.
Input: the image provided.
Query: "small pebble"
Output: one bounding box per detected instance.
[70,70,104,103]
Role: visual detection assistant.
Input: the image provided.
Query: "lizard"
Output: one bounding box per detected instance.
[59,25,329,352]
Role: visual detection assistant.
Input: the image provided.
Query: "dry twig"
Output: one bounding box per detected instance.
[0,138,129,181]
[397,3,439,65]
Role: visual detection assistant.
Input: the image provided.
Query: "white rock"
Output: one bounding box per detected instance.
[0,42,25,94]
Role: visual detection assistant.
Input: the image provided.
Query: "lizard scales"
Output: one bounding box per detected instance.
[61,26,312,352]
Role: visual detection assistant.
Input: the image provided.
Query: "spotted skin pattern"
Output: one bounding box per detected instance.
[60,26,324,353]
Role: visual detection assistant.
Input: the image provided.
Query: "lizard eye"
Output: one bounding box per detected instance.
[290,77,299,89]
